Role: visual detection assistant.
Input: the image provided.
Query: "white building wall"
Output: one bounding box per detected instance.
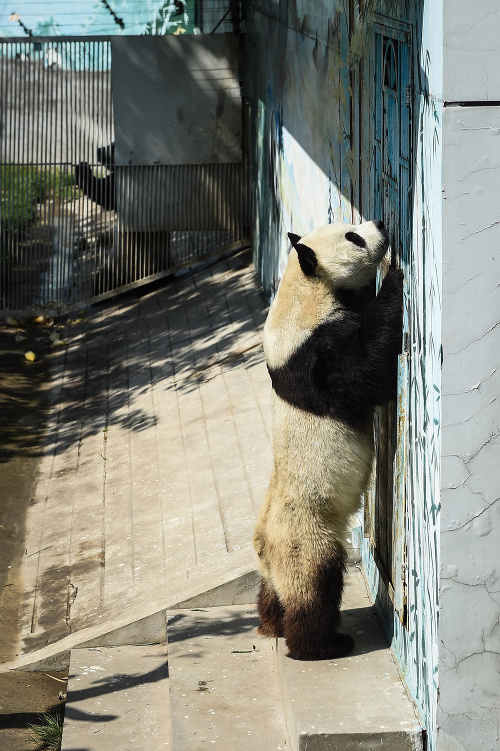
[441,3,500,747]
[440,105,500,751]
[443,1,500,102]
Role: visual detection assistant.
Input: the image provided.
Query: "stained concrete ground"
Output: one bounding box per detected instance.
[0,249,272,744]
[0,323,66,749]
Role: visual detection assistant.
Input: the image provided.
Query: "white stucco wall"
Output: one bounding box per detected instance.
[440,5,500,747]
[443,1,500,102]
[440,106,500,751]
[247,3,499,749]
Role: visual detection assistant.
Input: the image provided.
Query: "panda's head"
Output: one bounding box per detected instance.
[288,220,389,291]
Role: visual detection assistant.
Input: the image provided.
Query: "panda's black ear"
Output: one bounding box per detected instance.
[296,242,318,277]
[288,232,302,248]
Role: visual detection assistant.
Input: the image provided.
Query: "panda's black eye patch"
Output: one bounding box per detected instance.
[345,231,366,249]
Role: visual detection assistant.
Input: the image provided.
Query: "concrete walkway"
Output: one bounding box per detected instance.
[12,250,272,665]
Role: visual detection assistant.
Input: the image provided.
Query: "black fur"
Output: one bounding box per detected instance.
[257,579,285,638]
[271,545,353,661]
[74,142,115,211]
[335,278,376,311]
[268,269,403,428]
[295,242,318,277]
[345,230,366,248]
[288,231,302,247]
[96,142,115,170]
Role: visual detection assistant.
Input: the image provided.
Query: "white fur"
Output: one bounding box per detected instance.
[263,220,388,370]
[255,221,386,602]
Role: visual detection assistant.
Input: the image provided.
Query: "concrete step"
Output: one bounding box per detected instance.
[167,604,290,750]
[2,548,259,672]
[61,645,170,751]
[60,572,422,751]
[276,567,423,751]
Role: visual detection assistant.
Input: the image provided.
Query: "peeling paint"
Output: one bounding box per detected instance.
[245,3,499,751]
[247,2,439,746]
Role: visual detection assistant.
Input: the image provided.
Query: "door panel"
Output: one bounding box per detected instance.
[366,25,412,623]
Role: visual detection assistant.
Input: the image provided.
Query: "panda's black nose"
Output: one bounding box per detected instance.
[374,220,385,231]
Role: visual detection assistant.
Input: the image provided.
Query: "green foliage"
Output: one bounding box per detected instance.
[28,711,64,751]
[1,166,79,236]
[1,165,45,235]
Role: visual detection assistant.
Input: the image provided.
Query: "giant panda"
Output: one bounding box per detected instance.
[253,220,403,661]
[74,142,115,211]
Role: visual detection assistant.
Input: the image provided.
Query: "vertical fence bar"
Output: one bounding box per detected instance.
[48,43,55,305]
[0,47,4,306]
[30,43,37,308]
[80,41,87,301]
[28,43,36,306]
[19,43,25,310]
[1,34,247,311]
[56,41,63,308]
[9,44,14,309]
[43,45,50,306]
[11,41,16,308]
[11,44,18,309]
[2,44,7,304]
[67,42,75,306]
[1,46,7,306]
[145,165,150,279]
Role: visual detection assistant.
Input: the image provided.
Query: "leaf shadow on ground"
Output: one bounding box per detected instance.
[1,250,268,466]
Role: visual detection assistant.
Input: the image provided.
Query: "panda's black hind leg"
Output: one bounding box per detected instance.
[284,608,354,661]
[283,546,354,660]
[257,578,285,638]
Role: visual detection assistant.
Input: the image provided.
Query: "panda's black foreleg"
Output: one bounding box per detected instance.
[283,546,354,661]
[360,267,404,404]
[257,578,285,638]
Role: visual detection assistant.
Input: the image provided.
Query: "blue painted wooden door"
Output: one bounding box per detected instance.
[366,24,412,622]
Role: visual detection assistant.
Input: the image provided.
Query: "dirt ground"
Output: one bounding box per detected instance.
[0,319,67,750]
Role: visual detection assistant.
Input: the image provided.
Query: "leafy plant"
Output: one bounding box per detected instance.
[1,165,46,234]
[27,711,64,751]
[1,165,79,237]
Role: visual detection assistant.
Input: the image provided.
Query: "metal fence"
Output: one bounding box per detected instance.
[0,37,251,312]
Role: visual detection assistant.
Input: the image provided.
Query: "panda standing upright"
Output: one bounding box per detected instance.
[253,220,403,661]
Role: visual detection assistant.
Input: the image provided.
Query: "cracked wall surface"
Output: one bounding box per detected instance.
[443,1,500,102]
[440,106,500,750]
[246,3,499,750]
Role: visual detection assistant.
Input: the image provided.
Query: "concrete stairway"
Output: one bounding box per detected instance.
[168,605,289,749]
[60,568,424,750]
[61,645,171,750]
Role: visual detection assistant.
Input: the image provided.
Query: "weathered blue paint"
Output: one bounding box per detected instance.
[362,8,443,747]
[245,2,443,748]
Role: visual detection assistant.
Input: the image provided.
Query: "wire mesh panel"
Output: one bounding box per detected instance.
[0,36,251,312]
